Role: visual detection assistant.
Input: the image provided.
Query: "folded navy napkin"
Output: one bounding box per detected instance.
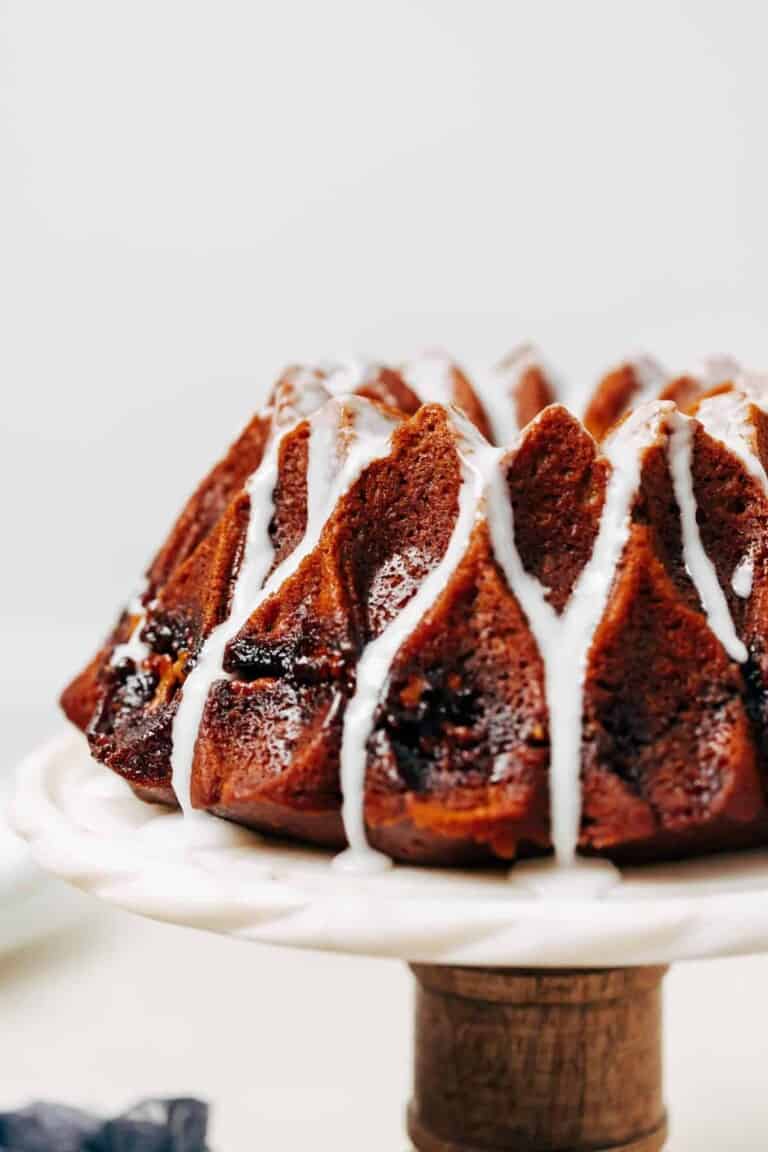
[0,1099,208,1152]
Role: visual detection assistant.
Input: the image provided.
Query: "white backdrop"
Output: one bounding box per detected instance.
[2,2,768,1148]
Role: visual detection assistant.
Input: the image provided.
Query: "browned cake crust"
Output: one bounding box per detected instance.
[195,405,466,844]
[582,428,767,859]
[448,362,494,443]
[657,373,704,412]
[506,406,608,610]
[513,364,557,433]
[584,361,736,442]
[583,363,642,441]
[59,355,768,867]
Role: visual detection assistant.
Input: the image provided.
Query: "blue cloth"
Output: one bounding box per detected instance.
[0,1100,208,1152]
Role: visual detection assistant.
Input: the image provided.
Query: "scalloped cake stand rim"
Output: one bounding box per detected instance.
[9,729,768,967]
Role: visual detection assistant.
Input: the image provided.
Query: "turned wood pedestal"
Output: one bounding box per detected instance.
[408,965,668,1152]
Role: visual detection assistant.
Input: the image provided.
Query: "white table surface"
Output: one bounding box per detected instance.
[0,904,765,1150]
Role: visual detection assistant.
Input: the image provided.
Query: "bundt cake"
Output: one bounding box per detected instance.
[60,349,768,870]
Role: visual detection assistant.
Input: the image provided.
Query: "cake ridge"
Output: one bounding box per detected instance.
[695,372,768,493]
[110,588,152,668]
[171,389,399,818]
[338,405,507,871]
[490,400,675,863]
[473,343,559,448]
[667,410,747,663]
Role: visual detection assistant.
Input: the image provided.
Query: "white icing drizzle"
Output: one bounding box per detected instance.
[689,354,742,389]
[469,370,515,448]
[587,355,668,423]
[169,395,398,814]
[667,412,748,663]
[628,355,669,404]
[689,373,768,609]
[695,376,768,495]
[487,402,671,865]
[401,351,457,406]
[282,358,382,399]
[473,344,558,447]
[110,589,151,667]
[732,554,754,599]
[320,358,382,395]
[513,855,621,899]
[335,411,503,873]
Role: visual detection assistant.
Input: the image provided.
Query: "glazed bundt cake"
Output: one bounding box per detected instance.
[60,349,768,869]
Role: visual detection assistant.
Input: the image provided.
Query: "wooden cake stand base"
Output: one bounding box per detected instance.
[408,965,667,1152]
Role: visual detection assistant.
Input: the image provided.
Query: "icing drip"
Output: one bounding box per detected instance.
[487,402,670,865]
[512,855,621,899]
[170,434,283,814]
[732,555,754,599]
[110,590,151,667]
[473,344,556,447]
[284,359,381,396]
[402,351,456,406]
[695,378,768,495]
[336,412,501,872]
[169,396,398,814]
[629,356,668,404]
[320,359,381,395]
[688,374,768,609]
[667,413,748,663]
[690,355,742,389]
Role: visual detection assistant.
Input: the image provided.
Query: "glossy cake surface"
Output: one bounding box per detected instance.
[61,350,768,869]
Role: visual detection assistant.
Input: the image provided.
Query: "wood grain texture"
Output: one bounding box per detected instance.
[409,965,668,1152]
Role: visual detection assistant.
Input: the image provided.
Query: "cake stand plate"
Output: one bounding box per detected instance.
[0,763,87,957]
[11,731,768,968]
[11,731,768,1151]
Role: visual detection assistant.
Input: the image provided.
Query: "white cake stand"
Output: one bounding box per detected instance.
[0,777,86,956]
[12,731,768,1152]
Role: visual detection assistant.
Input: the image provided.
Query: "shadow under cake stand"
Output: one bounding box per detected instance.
[13,733,768,1152]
